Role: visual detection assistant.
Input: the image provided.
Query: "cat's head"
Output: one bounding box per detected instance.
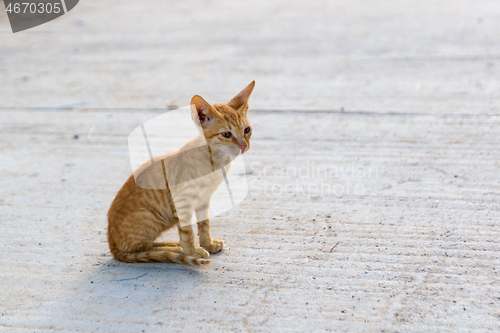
[191,81,255,160]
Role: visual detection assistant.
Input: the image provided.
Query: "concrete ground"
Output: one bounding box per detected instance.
[1,0,499,332]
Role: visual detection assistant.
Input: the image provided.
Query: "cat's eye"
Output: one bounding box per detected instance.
[221,132,232,138]
[244,127,251,134]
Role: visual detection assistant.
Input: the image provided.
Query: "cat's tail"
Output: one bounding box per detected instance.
[111,249,211,266]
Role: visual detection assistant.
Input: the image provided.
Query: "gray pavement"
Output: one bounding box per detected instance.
[1,0,499,332]
[1,0,500,113]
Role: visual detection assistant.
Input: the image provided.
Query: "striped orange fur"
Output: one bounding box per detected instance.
[107,81,255,266]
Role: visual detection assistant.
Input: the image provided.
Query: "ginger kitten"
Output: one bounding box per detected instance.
[107,81,255,266]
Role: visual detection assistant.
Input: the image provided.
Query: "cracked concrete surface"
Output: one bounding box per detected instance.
[1,0,499,332]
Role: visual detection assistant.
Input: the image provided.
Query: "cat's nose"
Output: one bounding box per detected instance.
[239,145,247,154]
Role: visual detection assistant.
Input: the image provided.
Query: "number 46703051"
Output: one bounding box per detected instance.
[6,2,62,14]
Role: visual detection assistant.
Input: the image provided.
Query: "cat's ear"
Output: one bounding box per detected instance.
[228,80,255,115]
[191,95,220,128]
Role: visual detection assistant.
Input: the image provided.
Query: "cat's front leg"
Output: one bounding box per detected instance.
[195,206,224,253]
[198,219,224,253]
[178,223,209,259]
[176,206,209,259]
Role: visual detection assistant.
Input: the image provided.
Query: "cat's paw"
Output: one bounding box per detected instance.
[164,246,183,253]
[203,239,224,254]
[193,247,210,259]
